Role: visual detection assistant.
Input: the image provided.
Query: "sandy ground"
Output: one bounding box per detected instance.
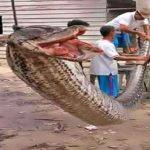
[0,60,150,150]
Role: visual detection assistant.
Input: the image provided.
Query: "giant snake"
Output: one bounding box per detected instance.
[6,25,150,125]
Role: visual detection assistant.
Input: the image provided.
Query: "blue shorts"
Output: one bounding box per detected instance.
[113,33,131,48]
[98,74,119,97]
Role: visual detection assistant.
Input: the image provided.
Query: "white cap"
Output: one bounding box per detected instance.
[135,0,150,18]
[140,10,150,19]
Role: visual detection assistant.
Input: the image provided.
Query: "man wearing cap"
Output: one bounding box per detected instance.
[106,10,149,53]
[90,11,150,85]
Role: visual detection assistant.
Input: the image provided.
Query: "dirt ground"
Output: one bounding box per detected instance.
[0,60,150,150]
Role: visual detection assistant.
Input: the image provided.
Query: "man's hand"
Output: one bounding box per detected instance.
[145,36,150,41]
[125,56,150,65]
[143,55,150,65]
[135,55,150,65]
[138,31,146,38]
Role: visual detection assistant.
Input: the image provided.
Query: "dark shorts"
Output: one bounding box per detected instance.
[113,33,131,48]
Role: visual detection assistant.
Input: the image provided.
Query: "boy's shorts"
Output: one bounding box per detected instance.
[98,74,119,97]
[113,33,131,48]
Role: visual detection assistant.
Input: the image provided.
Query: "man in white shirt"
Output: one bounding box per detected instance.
[67,19,90,70]
[90,25,149,97]
[106,11,149,53]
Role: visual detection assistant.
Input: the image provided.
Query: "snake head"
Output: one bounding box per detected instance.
[7,25,102,61]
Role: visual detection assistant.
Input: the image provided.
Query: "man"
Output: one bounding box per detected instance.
[67,19,90,28]
[90,11,149,85]
[67,20,90,69]
[90,25,149,97]
[106,10,149,53]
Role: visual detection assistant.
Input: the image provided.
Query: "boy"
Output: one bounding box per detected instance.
[90,25,149,97]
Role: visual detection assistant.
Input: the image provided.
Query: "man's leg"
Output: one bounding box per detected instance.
[129,34,138,54]
[122,33,138,54]
[121,33,131,53]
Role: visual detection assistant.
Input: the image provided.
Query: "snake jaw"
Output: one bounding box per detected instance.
[8,25,101,62]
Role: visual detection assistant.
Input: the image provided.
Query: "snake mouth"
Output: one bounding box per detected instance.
[8,25,102,61]
[36,26,102,61]
[37,40,86,61]
[37,39,102,62]
[35,25,87,61]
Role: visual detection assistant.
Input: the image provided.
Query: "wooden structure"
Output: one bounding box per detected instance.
[106,0,136,21]
[0,0,137,59]
[0,0,107,59]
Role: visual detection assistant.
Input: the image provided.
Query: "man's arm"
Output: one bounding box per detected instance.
[115,55,148,61]
[77,40,103,53]
[63,39,102,52]
[142,24,150,40]
[114,55,150,65]
[120,24,146,37]
[143,24,149,36]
